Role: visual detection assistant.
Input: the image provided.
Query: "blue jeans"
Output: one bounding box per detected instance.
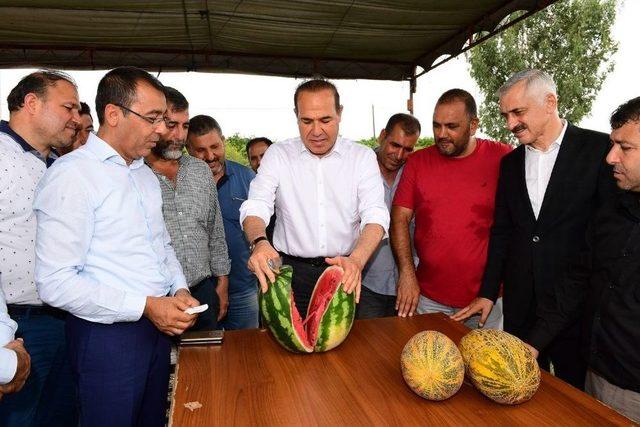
[416,295,504,330]
[218,287,259,330]
[356,286,397,319]
[0,308,78,427]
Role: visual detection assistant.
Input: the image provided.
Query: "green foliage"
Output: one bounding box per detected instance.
[357,136,434,149]
[416,137,435,149]
[226,143,248,165]
[225,134,435,166]
[468,0,618,143]
[225,133,250,165]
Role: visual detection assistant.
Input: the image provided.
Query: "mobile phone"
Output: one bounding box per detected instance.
[179,330,224,346]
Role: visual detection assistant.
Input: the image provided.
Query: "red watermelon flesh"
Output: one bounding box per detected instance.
[290,292,312,350]
[306,266,343,346]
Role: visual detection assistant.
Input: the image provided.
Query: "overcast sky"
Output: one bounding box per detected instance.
[0,0,636,142]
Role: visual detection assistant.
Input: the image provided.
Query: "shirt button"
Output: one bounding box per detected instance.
[178,211,183,216]
[532,235,540,243]
[183,234,188,238]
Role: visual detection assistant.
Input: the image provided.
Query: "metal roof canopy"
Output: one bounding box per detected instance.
[0,0,556,82]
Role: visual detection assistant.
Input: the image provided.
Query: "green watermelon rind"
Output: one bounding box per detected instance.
[259,266,313,353]
[314,284,355,352]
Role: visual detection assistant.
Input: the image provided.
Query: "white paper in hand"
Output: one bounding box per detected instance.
[185,304,209,315]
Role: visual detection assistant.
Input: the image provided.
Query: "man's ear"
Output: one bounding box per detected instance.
[23,93,40,115]
[469,117,479,136]
[546,93,558,113]
[103,104,121,127]
[378,129,387,146]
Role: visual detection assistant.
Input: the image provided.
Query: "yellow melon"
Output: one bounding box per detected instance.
[459,329,541,405]
[458,328,509,370]
[400,331,465,401]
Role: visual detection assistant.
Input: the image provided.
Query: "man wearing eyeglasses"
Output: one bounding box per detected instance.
[34,67,200,427]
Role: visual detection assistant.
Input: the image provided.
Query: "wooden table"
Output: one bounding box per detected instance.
[170,313,633,426]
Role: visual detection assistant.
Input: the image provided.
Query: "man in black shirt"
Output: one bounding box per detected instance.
[527,97,640,422]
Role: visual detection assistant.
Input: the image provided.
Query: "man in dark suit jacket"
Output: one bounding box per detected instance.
[452,69,615,389]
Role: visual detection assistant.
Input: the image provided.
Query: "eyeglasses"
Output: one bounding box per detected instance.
[115,103,164,126]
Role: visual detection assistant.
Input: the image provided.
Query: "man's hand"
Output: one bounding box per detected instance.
[144,294,198,336]
[325,255,364,303]
[395,271,420,317]
[450,297,494,327]
[524,343,539,359]
[247,240,280,293]
[216,276,229,321]
[175,288,199,308]
[0,339,31,399]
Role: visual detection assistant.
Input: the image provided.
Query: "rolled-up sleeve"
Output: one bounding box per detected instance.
[357,148,389,237]
[240,146,279,229]
[34,165,147,324]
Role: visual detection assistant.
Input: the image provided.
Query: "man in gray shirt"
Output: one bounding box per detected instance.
[357,114,420,319]
[145,87,230,330]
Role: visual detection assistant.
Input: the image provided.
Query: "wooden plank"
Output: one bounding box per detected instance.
[171,313,632,426]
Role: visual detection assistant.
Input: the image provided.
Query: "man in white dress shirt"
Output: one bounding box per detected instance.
[240,79,389,315]
[34,67,199,427]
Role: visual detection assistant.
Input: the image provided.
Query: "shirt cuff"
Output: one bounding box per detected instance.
[115,293,147,323]
[0,347,17,384]
[170,277,188,296]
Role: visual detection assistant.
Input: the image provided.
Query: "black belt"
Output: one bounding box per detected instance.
[7,304,67,319]
[280,253,329,268]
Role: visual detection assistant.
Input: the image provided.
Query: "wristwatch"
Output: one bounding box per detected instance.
[249,236,268,253]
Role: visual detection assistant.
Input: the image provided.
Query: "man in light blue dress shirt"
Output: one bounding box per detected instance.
[34,67,199,427]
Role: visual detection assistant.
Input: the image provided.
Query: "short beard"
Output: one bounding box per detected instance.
[436,140,467,157]
[152,142,184,160]
[161,147,183,160]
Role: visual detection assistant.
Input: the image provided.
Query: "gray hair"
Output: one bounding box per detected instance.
[497,69,557,102]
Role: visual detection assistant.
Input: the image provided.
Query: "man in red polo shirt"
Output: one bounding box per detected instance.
[391,89,511,328]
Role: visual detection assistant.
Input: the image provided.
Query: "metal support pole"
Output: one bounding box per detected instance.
[408,67,417,115]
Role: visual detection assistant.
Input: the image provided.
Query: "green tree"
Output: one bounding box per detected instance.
[357,136,434,150]
[225,133,250,165]
[468,0,618,143]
